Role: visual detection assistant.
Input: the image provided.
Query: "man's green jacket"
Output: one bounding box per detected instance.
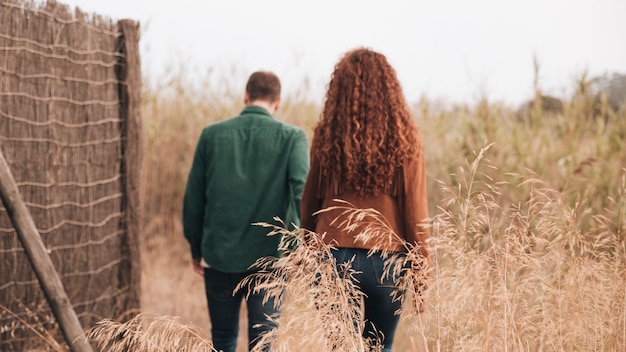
[183,105,309,273]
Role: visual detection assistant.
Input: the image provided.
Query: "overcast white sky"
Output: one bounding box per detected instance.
[60,0,626,106]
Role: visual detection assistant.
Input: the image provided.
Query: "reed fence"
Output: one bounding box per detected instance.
[0,1,142,349]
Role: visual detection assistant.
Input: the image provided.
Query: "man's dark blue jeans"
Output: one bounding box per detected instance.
[331,247,407,352]
[203,267,279,352]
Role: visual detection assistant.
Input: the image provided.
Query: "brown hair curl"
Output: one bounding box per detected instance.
[313,47,421,196]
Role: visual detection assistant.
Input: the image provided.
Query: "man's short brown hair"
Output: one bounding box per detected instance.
[246,71,281,103]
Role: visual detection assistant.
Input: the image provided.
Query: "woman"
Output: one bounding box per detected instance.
[300,48,430,351]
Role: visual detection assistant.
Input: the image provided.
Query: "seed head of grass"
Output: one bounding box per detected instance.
[85,313,214,352]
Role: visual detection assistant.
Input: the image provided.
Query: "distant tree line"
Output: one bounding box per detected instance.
[517,72,626,119]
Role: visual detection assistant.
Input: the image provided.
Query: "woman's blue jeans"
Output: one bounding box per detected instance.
[332,247,407,352]
[203,268,279,352]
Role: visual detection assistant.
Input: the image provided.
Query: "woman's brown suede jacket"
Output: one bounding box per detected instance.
[300,142,430,259]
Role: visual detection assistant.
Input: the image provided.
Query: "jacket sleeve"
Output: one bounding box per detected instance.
[182,132,207,259]
[403,140,430,259]
[300,140,323,233]
[288,129,310,225]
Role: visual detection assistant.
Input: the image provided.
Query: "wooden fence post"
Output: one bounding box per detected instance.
[0,149,94,352]
[116,18,143,313]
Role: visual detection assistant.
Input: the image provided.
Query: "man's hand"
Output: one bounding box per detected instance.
[192,257,204,277]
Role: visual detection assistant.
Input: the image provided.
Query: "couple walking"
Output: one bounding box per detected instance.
[182,47,430,352]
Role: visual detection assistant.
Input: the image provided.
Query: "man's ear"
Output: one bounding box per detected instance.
[244,91,249,105]
[273,98,281,112]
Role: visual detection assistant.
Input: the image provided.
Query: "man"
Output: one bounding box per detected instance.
[182,71,309,352]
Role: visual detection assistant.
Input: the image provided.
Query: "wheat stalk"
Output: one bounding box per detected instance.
[85,313,214,352]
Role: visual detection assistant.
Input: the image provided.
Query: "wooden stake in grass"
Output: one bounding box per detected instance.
[0,148,94,352]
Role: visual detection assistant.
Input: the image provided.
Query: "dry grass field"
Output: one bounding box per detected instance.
[112,66,625,352]
[8,65,626,351]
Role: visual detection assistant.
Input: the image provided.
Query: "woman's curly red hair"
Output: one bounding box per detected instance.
[313,48,421,196]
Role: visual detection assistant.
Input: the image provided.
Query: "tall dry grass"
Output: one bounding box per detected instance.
[122,63,626,351]
[7,63,625,351]
[405,145,626,351]
[231,204,429,352]
[86,314,215,352]
[130,65,626,351]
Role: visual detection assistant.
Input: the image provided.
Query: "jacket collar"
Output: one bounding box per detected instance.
[241,105,273,118]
